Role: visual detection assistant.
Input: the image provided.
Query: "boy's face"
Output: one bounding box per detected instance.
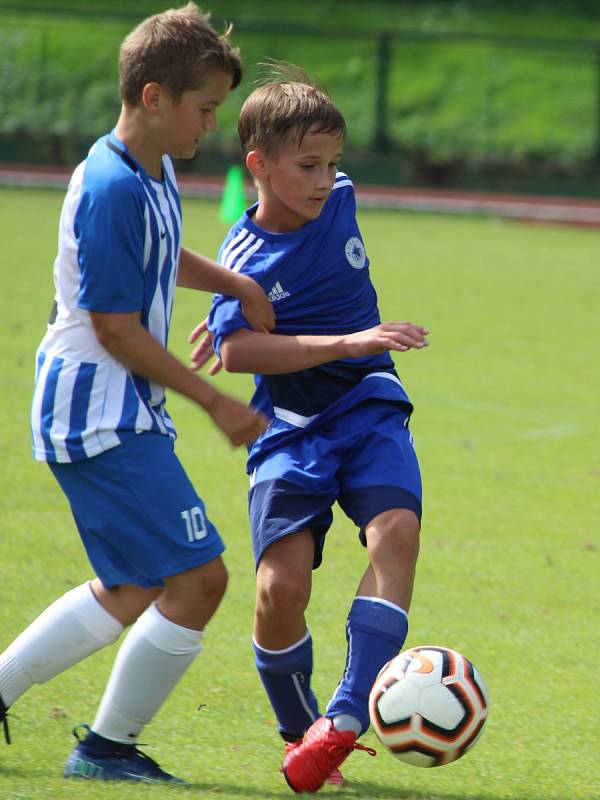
[158,70,232,160]
[252,128,343,232]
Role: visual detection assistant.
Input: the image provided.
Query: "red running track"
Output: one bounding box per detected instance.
[2,163,599,228]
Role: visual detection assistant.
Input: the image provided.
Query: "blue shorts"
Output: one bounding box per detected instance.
[248,402,422,569]
[49,432,225,589]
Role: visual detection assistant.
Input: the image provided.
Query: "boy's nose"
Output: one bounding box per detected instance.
[316,169,332,189]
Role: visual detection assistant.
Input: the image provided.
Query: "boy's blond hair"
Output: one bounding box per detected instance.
[120,2,242,106]
[238,63,346,157]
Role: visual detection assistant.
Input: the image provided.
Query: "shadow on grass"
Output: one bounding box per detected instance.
[0,770,556,800]
[0,764,564,800]
[179,779,545,800]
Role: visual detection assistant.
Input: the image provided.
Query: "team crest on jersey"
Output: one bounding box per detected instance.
[345,236,366,269]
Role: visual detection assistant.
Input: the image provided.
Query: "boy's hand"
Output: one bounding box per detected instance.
[238,276,275,333]
[205,391,270,446]
[345,322,429,358]
[189,319,222,375]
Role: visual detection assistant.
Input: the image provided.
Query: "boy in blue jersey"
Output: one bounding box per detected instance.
[0,4,274,784]
[192,67,429,793]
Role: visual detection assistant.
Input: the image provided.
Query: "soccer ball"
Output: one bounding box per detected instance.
[368,645,489,768]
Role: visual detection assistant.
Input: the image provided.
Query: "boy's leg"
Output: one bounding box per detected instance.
[323,405,422,734]
[0,583,126,714]
[45,432,227,782]
[66,557,227,784]
[253,531,346,787]
[283,508,419,793]
[326,507,420,731]
[0,580,158,743]
[283,404,422,792]
[253,530,318,741]
[88,557,226,743]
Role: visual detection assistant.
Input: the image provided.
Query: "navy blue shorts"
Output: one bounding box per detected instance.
[248,402,422,568]
[50,432,225,588]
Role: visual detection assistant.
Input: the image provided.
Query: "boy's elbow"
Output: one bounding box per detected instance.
[90,312,137,356]
[219,341,243,372]
[92,320,124,352]
[219,329,259,373]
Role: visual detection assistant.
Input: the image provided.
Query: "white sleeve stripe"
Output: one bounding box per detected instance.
[230,235,265,273]
[221,227,251,266]
[224,231,256,269]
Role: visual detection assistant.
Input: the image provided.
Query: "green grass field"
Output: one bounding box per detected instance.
[0,186,599,800]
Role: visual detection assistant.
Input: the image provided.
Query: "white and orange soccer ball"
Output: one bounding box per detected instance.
[368,645,489,768]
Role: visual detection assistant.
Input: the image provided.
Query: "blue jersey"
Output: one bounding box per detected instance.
[208,172,412,470]
[31,130,182,463]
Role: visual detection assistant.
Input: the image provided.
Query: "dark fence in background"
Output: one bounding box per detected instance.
[1,5,599,195]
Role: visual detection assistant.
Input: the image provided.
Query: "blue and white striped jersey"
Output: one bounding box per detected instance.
[31,130,182,463]
[208,172,412,470]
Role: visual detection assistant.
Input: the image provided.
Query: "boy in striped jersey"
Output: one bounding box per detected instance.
[192,67,429,792]
[0,4,274,784]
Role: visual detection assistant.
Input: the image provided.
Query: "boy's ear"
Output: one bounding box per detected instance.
[141,82,162,113]
[246,149,269,180]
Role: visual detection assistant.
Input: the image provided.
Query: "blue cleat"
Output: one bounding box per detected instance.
[63,725,187,784]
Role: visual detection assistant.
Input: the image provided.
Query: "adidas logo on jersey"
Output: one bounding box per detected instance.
[267,281,291,302]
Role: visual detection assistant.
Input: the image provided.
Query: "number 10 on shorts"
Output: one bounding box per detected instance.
[181,506,207,541]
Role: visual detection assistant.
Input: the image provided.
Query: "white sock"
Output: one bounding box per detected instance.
[333,713,362,735]
[0,582,123,706]
[92,602,203,744]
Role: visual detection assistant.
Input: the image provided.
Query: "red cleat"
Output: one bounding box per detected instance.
[284,740,345,788]
[282,717,375,793]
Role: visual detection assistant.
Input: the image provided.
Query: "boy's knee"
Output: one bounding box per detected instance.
[198,558,228,603]
[257,571,310,619]
[161,558,228,625]
[367,508,421,561]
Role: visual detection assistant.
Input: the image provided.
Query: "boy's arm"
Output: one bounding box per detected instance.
[177,247,275,332]
[201,322,429,375]
[90,310,268,446]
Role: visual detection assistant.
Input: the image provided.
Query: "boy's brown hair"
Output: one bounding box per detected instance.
[238,63,346,157]
[120,2,242,106]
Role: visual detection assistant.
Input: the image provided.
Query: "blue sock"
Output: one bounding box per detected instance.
[326,597,408,735]
[253,630,320,741]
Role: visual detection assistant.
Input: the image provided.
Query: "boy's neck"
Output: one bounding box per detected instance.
[253,197,307,234]
[114,107,164,180]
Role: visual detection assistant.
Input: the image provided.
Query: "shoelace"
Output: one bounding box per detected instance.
[71,724,162,770]
[124,746,163,771]
[353,741,377,757]
[286,732,377,759]
[0,699,11,745]
[1,714,10,745]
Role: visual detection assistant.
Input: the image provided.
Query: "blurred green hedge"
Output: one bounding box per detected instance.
[1,2,599,189]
